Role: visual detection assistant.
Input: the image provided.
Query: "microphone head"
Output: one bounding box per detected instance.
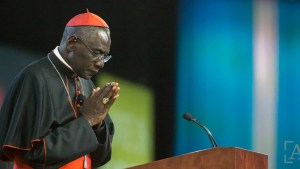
[183,112,194,121]
[77,94,85,104]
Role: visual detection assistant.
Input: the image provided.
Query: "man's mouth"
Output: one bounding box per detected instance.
[90,70,99,75]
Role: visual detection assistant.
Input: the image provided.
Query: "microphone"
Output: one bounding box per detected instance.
[183,112,218,148]
[77,94,85,105]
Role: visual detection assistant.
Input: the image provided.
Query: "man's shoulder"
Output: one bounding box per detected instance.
[25,56,49,69]
[22,56,51,74]
[15,56,51,81]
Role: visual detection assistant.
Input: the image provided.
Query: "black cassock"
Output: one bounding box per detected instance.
[0,52,114,168]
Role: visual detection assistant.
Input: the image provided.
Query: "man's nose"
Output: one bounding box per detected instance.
[94,60,104,68]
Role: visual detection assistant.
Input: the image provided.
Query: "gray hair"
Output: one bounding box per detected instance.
[60,26,110,45]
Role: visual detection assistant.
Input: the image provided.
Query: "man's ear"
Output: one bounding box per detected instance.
[66,36,77,52]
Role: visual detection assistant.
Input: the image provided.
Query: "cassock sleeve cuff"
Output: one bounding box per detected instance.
[93,121,107,144]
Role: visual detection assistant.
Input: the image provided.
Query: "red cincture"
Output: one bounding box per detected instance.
[13,152,92,169]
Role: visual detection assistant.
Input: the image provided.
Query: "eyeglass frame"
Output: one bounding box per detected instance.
[73,36,112,63]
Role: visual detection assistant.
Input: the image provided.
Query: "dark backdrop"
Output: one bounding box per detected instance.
[0,0,177,160]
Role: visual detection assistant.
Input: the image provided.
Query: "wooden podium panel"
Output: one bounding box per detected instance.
[127,147,268,169]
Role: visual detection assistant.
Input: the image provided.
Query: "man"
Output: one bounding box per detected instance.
[0,10,119,169]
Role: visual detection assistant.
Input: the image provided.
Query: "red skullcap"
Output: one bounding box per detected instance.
[66,9,109,28]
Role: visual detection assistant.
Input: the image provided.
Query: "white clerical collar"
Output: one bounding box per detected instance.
[53,46,73,71]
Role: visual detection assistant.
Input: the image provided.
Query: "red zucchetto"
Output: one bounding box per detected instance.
[66,9,109,28]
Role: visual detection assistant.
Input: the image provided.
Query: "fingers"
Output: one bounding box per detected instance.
[82,82,120,124]
[102,82,119,99]
[106,93,119,105]
[94,82,120,103]
[93,87,101,93]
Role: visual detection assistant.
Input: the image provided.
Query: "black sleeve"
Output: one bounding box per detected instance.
[23,116,99,168]
[23,115,114,169]
[91,115,114,168]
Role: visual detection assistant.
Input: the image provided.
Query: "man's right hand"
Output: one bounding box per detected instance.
[81,82,120,126]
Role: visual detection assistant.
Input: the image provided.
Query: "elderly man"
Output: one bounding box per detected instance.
[0,10,119,169]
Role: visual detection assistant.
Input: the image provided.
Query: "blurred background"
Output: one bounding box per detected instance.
[0,0,300,169]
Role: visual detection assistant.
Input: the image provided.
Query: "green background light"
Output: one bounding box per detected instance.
[98,73,154,169]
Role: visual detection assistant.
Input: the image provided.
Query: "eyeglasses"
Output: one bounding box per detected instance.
[75,37,112,63]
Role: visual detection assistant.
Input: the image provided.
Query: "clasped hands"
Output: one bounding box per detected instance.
[81,82,120,126]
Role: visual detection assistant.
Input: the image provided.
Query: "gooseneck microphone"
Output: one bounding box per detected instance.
[183,112,218,148]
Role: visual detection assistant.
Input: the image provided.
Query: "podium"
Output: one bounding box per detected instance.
[127,147,268,169]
